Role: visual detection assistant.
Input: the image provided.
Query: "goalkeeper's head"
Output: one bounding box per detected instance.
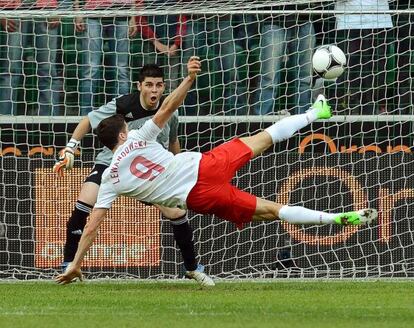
[138,64,164,83]
[96,114,128,152]
[137,64,165,110]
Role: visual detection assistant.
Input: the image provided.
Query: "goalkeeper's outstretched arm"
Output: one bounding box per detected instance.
[53,116,92,176]
[70,116,93,141]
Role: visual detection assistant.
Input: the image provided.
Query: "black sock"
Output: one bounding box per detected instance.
[63,201,93,262]
[170,214,198,271]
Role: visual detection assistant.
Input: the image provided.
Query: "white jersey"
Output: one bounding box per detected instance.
[95,119,202,209]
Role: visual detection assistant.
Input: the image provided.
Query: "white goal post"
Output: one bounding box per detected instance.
[1,1,414,279]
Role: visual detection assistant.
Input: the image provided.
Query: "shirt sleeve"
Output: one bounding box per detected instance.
[95,178,118,209]
[131,119,162,141]
[88,97,118,130]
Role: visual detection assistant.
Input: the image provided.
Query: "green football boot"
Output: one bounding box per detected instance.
[311,94,332,119]
[333,209,378,225]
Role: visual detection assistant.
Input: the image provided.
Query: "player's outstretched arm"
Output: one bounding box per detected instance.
[153,56,201,129]
[53,116,92,177]
[55,207,107,284]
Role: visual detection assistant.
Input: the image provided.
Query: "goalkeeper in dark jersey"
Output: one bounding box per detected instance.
[53,56,214,286]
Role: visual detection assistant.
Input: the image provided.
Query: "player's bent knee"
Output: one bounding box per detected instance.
[240,132,273,158]
[157,205,186,219]
[253,198,282,221]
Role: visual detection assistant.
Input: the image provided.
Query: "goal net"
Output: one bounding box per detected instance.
[1,0,414,279]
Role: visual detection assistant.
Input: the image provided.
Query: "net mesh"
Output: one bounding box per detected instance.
[1,1,414,279]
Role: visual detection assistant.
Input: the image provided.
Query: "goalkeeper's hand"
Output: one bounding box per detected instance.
[53,138,80,177]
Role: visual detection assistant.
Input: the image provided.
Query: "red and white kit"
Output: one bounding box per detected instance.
[96,119,256,225]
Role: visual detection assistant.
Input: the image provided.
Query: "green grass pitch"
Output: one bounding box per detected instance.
[1,280,413,328]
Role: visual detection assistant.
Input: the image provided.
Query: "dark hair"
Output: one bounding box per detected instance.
[138,64,164,83]
[96,114,127,150]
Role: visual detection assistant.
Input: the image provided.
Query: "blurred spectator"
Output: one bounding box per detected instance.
[216,14,258,115]
[254,4,315,115]
[74,0,137,115]
[183,14,258,115]
[180,13,213,115]
[136,1,186,92]
[390,0,413,114]
[0,1,61,115]
[334,0,393,115]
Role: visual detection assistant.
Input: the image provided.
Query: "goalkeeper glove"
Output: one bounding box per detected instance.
[53,138,80,177]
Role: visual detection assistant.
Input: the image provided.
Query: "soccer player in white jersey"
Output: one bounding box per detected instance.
[54,57,214,286]
[56,74,378,284]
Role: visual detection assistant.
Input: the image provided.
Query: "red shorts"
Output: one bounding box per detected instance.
[186,138,257,227]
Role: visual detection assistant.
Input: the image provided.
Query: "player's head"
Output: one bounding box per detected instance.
[137,64,165,110]
[96,114,129,151]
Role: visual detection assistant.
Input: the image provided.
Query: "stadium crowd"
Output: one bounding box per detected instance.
[0,0,412,116]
